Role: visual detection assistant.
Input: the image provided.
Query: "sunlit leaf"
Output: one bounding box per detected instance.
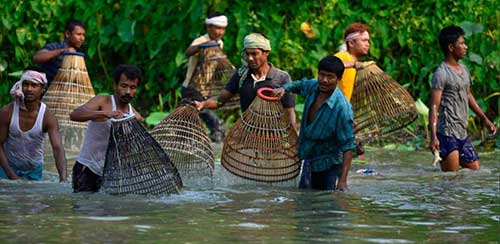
[117,19,136,43]
[175,50,185,67]
[0,59,7,72]
[145,111,169,126]
[468,52,483,65]
[16,27,26,45]
[8,70,23,78]
[459,21,483,37]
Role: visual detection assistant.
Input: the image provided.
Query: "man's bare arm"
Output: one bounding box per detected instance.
[336,150,353,191]
[32,48,65,64]
[70,96,122,122]
[428,88,443,152]
[0,105,19,180]
[195,89,235,110]
[468,89,497,135]
[44,111,67,182]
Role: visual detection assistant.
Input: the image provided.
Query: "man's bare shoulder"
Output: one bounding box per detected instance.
[84,94,112,110]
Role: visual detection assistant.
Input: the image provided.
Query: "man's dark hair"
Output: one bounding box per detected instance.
[207,12,224,19]
[438,25,465,55]
[25,65,45,74]
[318,56,345,78]
[65,19,86,32]
[113,64,143,84]
[24,66,47,88]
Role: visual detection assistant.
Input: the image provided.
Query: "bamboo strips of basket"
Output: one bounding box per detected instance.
[221,87,300,182]
[150,104,215,176]
[190,43,239,110]
[42,52,95,153]
[43,52,95,128]
[102,116,183,195]
[351,62,418,141]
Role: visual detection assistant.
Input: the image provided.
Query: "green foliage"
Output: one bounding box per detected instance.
[1,0,498,136]
[145,111,169,127]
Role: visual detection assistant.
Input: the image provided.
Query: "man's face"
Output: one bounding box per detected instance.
[348,32,370,57]
[317,70,339,94]
[245,48,269,70]
[207,25,226,41]
[22,80,44,103]
[114,74,138,104]
[450,36,467,59]
[65,25,86,49]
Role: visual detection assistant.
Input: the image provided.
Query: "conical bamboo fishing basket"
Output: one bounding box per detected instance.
[221,87,300,183]
[351,61,418,141]
[102,116,183,195]
[150,103,215,176]
[190,43,239,110]
[42,52,95,153]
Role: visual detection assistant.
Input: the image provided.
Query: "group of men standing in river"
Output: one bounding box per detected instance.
[0,15,497,192]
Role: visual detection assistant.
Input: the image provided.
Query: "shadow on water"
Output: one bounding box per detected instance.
[0,149,499,243]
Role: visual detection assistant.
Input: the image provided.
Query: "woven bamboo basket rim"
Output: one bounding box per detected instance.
[222,162,300,182]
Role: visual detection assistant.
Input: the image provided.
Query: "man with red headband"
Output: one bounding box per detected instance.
[0,68,67,181]
[335,22,371,158]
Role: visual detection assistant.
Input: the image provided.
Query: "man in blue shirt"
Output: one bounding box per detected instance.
[272,56,354,191]
[32,19,86,87]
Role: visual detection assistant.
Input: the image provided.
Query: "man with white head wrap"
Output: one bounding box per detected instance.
[182,12,229,143]
[195,32,297,131]
[0,67,67,181]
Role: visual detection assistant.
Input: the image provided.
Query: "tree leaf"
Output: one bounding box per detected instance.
[117,19,136,43]
[8,70,23,78]
[468,52,483,65]
[0,59,7,72]
[415,98,429,114]
[459,21,483,37]
[16,27,26,45]
[145,111,169,126]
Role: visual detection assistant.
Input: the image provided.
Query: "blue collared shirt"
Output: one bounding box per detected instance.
[284,78,354,172]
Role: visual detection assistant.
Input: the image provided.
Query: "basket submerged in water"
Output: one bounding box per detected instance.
[102,116,183,195]
[221,88,300,183]
[150,104,215,176]
[351,62,418,141]
[190,43,239,110]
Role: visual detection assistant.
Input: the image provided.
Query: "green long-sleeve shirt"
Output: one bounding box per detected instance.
[283,78,354,172]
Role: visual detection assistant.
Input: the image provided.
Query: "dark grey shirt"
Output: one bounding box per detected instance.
[431,62,470,139]
[40,41,66,87]
[225,64,295,112]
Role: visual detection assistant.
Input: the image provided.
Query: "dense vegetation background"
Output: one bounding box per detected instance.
[1,0,498,147]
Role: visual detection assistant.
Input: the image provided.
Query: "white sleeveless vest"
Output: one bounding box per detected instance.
[77,96,132,176]
[4,101,46,170]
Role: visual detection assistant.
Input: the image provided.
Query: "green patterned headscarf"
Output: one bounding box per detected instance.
[243,33,271,51]
[239,33,272,85]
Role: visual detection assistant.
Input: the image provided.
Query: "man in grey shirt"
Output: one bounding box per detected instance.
[428,25,497,172]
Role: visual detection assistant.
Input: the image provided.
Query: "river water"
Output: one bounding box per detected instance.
[1,149,498,243]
